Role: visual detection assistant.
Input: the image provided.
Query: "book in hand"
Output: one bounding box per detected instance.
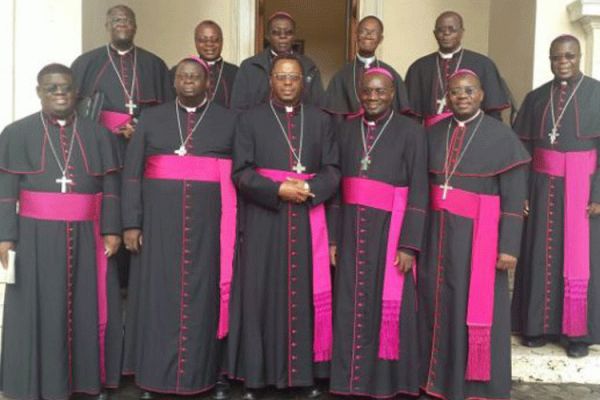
[0,249,15,284]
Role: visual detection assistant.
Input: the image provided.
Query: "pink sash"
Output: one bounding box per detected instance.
[256,167,333,362]
[342,177,409,360]
[144,155,237,339]
[532,148,596,337]
[424,112,452,127]
[431,185,500,382]
[19,190,108,384]
[99,111,132,133]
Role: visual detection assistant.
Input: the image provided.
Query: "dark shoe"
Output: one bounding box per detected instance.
[139,391,155,400]
[212,376,231,400]
[567,341,590,358]
[521,335,547,348]
[241,388,259,400]
[305,385,322,399]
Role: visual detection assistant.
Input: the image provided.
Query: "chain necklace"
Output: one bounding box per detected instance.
[174,97,211,156]
[40,112,78,193]
[352,56,380,105]
[440,110,484,200]
[359,111,394,171]
[106,44,138,115]
[208,60,225,103]
[548,74,585,145]
[269,100,306,174]
[435,49,464,114]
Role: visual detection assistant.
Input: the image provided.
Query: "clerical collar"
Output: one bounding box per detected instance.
[44,112,75,127]
[554,71,584,87]
[439,46,463,60]
[270,49,294,59]
[453,109,482,127]
[271,98,301,113]
[356,53,377,68]
[362,108,392,126]
[109,43,134,56]
[205,57,223,67]
[177,96,208,113]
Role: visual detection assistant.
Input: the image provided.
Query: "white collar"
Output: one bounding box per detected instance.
[356,53,376,68]
[110,44,134,56]
[205,57,223,67]
[438,46,462,60]
[56,119,67,127]
[177,96,208,113]
[454,109,481,127]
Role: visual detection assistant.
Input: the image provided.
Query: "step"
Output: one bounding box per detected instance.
[511,336,600,384]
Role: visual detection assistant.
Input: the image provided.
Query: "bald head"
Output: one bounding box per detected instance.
[435,11,463,29]
[549,35,582,80]
[434,11,464,53]
[550,35,580,54]
[358,16,384,33]
[194,20,223,61]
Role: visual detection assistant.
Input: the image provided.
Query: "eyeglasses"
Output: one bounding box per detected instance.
[270,29,294,38]
[196,36,221,44]
[434,26,462,35]
[41,84,73,94]
[447,86,479,97]
[110,17,135,26]
[357,28,380,39]
[359,87,391,96]
[549,52,578,62]
[272,73,303,82]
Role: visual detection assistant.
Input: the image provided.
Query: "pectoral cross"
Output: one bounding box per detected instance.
[548,127,560,145]
[293,162,306,174]
[360,156,371,171]
[174,145,187,156]
[56,175,73,193]
[436,97,447,114]
[125,99,138,115]
[440,182,453,200]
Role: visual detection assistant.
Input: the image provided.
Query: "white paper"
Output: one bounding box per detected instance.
[0,249,15,284]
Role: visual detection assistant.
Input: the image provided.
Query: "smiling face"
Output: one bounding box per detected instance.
[106,7,137,48]
[356,17,383,57]
[195,23,223,61]
[446,74,484,120]
[37,72,77,119]
[267,17,295,54]
[270,58,304,105]
[550,39,581,81]
[434,13,463,53]
[359,73,395,119]
[174,61,208,104]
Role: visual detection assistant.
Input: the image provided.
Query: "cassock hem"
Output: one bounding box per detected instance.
[330,388,420,399]
[135,381,215,395]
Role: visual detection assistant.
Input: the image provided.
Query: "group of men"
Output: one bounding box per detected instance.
[0,4,598,400]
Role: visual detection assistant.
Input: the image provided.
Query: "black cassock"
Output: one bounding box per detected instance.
[327,111,428,398]
[512,75,600,345]
[230,48,325,111]
[71,45,173,153]
[405,49,510,121]
[323,58,412,116]
[0,113,122,399]
[420,114,530,400]
[169,59,239,109]
[121,100,237,394]
[226,102,339,389]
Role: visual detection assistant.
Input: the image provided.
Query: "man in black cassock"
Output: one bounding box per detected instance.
[405,11,510,126]
[419,70,530,400]
[121,57,237,399]
[230,12,324,111]
[512,35,600,358]
[323,16,411,117]
[71,4,172,153]
[0,64,122,400]
[169,20,238,109]
[227,54,339,400]
[327,67,427,398]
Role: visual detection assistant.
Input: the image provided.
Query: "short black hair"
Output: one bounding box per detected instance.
[106,5,136,22]
[195,20,223,38]
[271,54,304,76]
[550,35,581,53]
[37,63,73,85]
[436,11,464,29]
[358,15,384,33]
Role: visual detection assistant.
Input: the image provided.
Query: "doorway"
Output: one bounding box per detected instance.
[255,0,359,85]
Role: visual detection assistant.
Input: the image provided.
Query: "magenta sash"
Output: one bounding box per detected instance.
[19,190,108,384]
[99,111,132,133]
[342,177,409,360]
[256,167,333,362]
[424,112,452,127]
[431,185,500,382]
[144,155,237,339]
[532,148,596,337]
